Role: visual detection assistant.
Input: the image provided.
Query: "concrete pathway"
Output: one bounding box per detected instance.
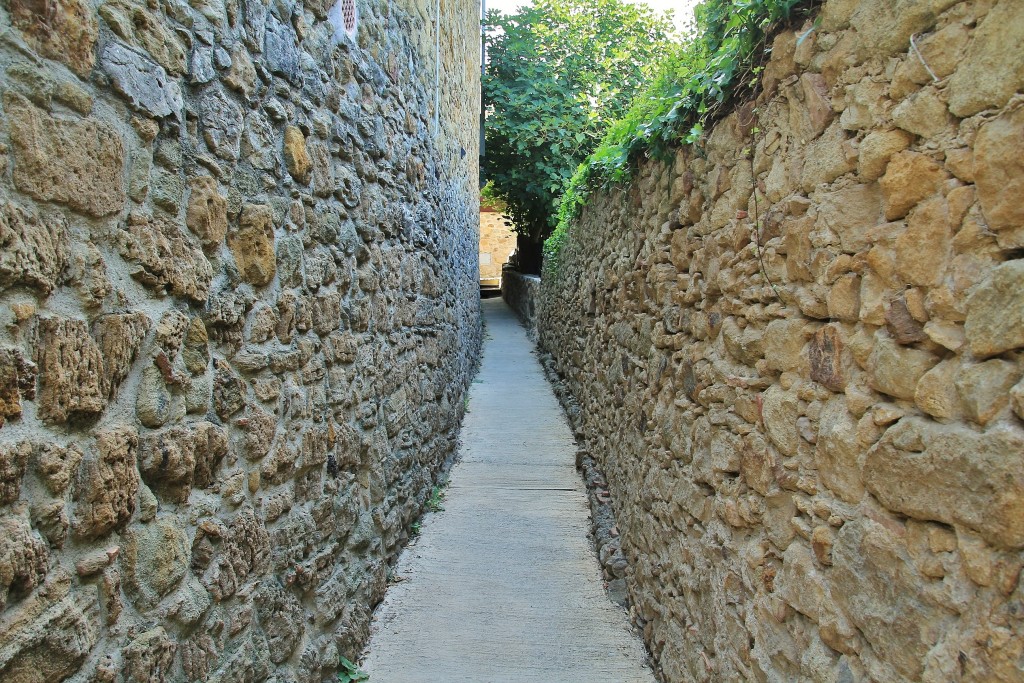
[363,298,654,682]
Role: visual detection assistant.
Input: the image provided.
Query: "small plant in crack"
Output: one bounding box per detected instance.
[410,521,421,537]
[337,655,369,682]
[426,483,447,512]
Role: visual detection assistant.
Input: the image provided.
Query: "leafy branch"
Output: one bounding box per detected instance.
[483,0,675,271]
[545,0,823,272]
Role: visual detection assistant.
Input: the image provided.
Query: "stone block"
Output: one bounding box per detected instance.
[827,274,860,323]
[856,130,913,181]
[242,110,277,171]
[948,0,1024,117]
[809,325,846,392]
[254,579,304,663]
[4,93,125,217]
[73,426,139,539]
[0,511,49,609]
[201,88,243,160]
[761,385,800,457]
[721,317,763,366]
[892,31,951,100]
[0,349,36,428]
[33,317,106,423]
[310,141,335,198]
[691,417,741,485]
[0,443,31,505]
[135,365,172,429]
[115,213,213,302]
[33,443,82,497]
[840,78,887,131]
[283,126,312,184]
[202,630,270,683]
[778,543,826,621]
[865,417,1024,549]
[265,12,300,81]
[830,517,954,681]
[783,215,815,282]
[192,507,270,601]
[879,151,946,221]
[6,0,98,76]
[229,204,277,286]
[974,106,1024,235]
[183,318,210,375]
[91,312,151,400]
[815,397,864,504]
[98,0,187,75]
[816,183,883,253]
[891,86,951,139]
[867,332,937,400]
[213,360,246,419]
[800,122,856,192]
[100,42,183,118]
[0,200,70,295]
[138,421,228,502]
[914,360,962,421]
[884,296,926,345]
[0,572,97,681]
[276,234,304,288]
[894,197,951,288]
[234,406,277,462]
[185,176,229,250]
[120,627,177,682]
[964,260,1024,358]
[1012,379,1024,422]
[225,47,258,98]
[848,0,959,58]
[955,359,1020,426]
[120,517,190,610]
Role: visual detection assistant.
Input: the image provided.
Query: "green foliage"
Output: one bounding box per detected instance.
[544,0,820,272]
[338,656,369,682]
[426,484,447,513]
[483,0,674,246]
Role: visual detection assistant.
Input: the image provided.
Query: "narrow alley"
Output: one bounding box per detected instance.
[363,298,654,682]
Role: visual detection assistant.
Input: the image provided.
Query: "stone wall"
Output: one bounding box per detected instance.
[0,0,481,679]
[501,269,541,333]
[539,1,1024,681]
[479,205,516,283]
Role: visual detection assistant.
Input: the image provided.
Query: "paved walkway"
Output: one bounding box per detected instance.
[363,298,654,682]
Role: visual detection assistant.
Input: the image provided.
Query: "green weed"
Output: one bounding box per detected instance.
[426,484,447,513]
[338,655,369,682]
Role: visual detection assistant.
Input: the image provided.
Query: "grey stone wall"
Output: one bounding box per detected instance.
[539,1,1024,681]
[0,0,481,679]
[500,269,541,334]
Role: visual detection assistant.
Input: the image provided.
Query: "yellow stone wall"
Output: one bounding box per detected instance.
[479,210,517,281]
[540,0,1024,681]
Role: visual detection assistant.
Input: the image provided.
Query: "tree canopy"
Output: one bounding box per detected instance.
[482,0,674,273]
[544,0,820,274]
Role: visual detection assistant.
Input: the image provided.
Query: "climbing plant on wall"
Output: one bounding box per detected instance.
[544,0,821,272]
[482,0,674,274]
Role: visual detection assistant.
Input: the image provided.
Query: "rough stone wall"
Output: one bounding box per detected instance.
[479,208,516,282]
[539,0,1024,681]
[0,0,481,678]
[501,269,540,334]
